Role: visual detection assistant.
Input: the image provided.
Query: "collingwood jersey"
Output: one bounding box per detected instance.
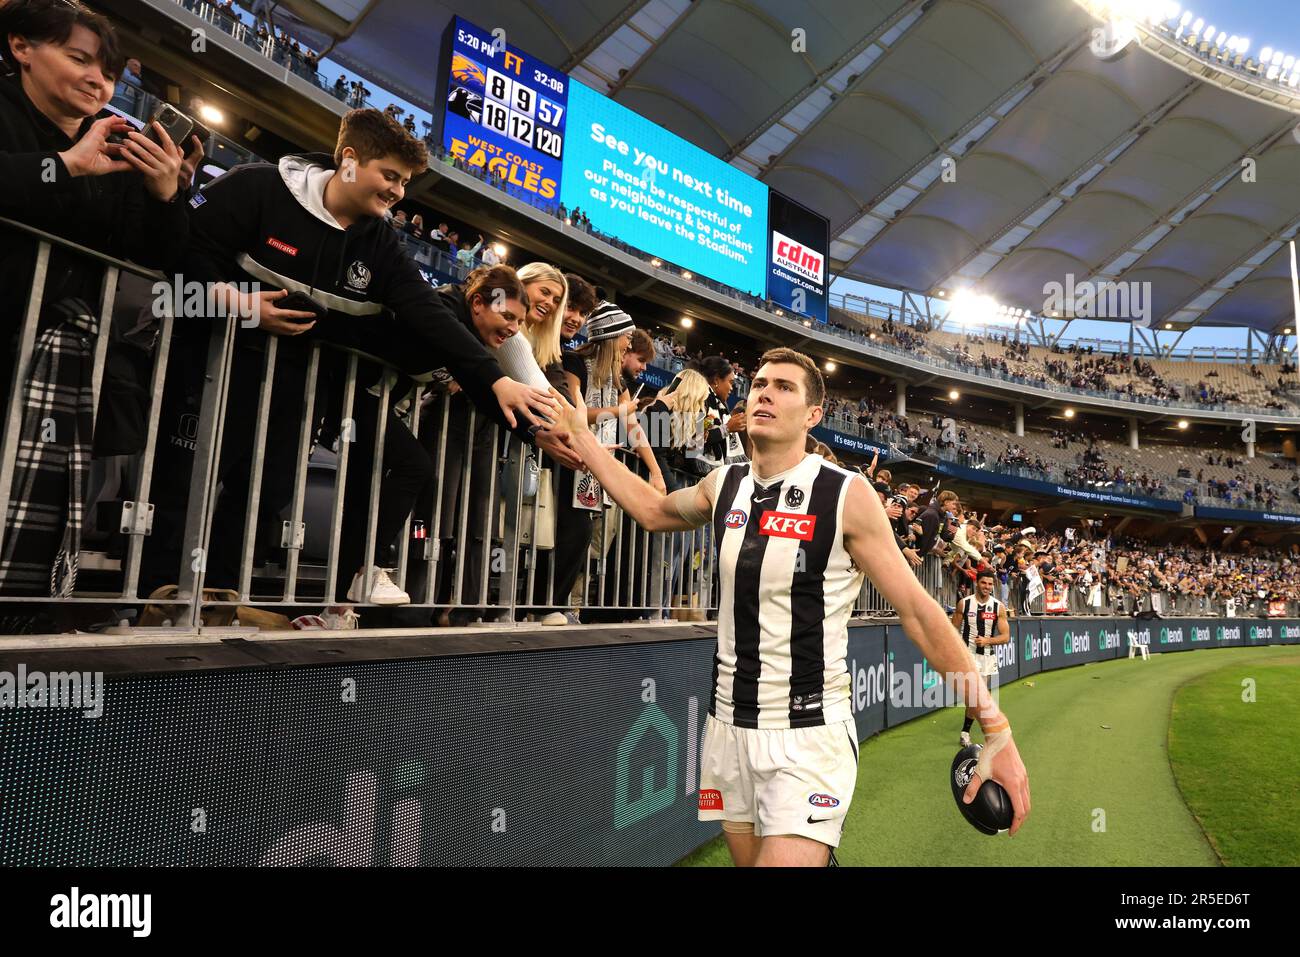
[707,454,864,730]
[958,594,1003,656]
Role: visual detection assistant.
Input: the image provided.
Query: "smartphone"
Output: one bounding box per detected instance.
[276,290,327,324]
[185,119,210,156]
[146,103,195,151]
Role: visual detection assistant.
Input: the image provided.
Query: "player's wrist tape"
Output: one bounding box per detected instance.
[979,715,1010,735]
[975,727,1012,785]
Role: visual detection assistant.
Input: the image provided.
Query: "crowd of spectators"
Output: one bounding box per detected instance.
[849,312,1299,416]
[1,0,1295,634]
[856,461,1300,616]
[166,0,1300,428]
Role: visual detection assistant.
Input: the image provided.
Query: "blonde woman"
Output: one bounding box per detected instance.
[509,263,586,624]
[516,261,567,374]
[640,368,711,491]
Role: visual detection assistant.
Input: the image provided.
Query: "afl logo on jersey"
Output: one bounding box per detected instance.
[784,486,804,509]
[724,509,747,529]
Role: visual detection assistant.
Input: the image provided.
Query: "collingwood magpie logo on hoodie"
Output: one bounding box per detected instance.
[346,260,371,291]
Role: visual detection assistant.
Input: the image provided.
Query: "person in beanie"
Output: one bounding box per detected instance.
[564,302,664,623]
[572,302,663,492]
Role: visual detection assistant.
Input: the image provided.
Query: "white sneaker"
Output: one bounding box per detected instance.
[347,568,410,606]
[321,606,360,630]
[959,731,972,748]
[539,611,570,626]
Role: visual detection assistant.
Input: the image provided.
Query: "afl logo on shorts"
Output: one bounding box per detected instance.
[808,793,840,809]
[724,509,747,529]
[784,486,804,509]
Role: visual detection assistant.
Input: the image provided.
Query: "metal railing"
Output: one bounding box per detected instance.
[0,217,721,630]
[1,217,1293,631]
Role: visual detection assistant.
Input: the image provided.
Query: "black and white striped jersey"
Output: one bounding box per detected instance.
[706,454,864,730]
[958,594,1003,656]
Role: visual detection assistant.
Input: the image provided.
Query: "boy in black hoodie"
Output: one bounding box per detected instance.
[143,109,568,604]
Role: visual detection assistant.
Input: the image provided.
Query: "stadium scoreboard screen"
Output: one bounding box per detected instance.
[560,79,770,297]
[438,16,843,301]
[436,17,568,202]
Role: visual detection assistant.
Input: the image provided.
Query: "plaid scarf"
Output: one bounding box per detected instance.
[0,301,96,596]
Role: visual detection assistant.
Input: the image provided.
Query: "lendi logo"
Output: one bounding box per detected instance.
[1062,630,1091,655]
[1023,633,1050,661]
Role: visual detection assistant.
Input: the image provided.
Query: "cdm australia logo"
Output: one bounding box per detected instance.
[771,230,824,285]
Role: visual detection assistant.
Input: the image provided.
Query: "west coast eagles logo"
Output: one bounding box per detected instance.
[784,486,804,508]
[345,260,372,292]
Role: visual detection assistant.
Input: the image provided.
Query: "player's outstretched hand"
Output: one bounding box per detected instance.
[548,387,590,437]
[535,427,584,471]
[962,729,1030,835]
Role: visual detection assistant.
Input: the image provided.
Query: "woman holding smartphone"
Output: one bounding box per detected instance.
[0,0,189,594]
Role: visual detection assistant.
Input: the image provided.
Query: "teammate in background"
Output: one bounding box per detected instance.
[550,347,1030,866]
[952,569,1011,747]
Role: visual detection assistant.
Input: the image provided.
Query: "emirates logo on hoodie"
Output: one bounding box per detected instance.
[346,260,371,292]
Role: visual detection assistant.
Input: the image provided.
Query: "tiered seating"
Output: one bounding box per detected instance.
[830,306,1298,412]
[822,389,1299,509]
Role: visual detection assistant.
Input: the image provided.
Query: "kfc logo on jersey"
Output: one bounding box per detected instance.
[699,789,724,811]
[758,510,816,540]
[980,611,996,621]
[808,793,840,809]
[724,509,748,529]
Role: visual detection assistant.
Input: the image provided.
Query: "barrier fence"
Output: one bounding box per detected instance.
[1,217,1292,634]
[0,216,725,631]
[0,615,1294,866]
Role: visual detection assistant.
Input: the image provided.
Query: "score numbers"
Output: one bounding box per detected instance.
[484,66,565,159]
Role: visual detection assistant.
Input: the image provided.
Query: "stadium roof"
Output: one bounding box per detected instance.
[275,0,1300,335]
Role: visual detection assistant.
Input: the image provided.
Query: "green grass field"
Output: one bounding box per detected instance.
[679,645,1300,866]
[1167,653,1300,866]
